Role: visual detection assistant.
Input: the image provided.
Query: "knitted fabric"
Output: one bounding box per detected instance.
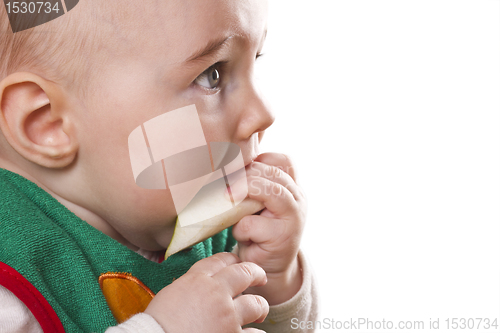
[0,168,237,332]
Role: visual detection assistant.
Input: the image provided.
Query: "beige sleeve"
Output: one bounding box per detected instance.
[0,286,43,333]
[104,313,164,333]
[245,250,319,333]
[109,250,319,333]
[0,284,164,333]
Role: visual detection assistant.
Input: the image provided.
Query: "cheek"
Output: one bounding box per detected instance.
[127,186,177,219]
[90,158,178,226]
[77,111,176,220]
[195,101,237,142]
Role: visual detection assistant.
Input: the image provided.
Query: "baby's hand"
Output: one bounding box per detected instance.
[231,153,307,305]
[145,252,269,333]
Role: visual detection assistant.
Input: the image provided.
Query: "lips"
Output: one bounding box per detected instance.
[244,156,257,168]
[128,104,252,227]
[241,141,260,168]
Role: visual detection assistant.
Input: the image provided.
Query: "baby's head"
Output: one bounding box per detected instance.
[0,0,274,251]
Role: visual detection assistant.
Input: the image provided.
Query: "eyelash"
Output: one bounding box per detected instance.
[194,62,226,91]
[193,53,265,91]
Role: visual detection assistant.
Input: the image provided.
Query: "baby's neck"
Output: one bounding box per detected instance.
[136,248,166,263]
[50,191,141,251]
[1,160,142,252]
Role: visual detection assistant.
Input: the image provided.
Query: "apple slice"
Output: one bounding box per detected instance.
[165,198,264,259]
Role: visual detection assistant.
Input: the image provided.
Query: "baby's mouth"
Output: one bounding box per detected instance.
[244,156,256,168]
[128,104,253,227]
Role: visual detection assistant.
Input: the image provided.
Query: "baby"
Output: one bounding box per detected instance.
[0,0,317,332]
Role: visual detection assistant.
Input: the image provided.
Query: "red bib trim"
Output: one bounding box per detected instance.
[0,262,65,333]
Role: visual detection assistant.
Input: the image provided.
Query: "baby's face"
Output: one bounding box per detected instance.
[65,0,272,250]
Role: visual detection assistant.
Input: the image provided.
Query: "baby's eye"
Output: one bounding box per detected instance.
[195,66,221,89]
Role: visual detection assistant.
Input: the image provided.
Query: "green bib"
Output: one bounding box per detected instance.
[0,168,236,332]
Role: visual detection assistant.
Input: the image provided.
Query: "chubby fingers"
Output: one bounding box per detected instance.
[230,173,297,217]
[232,214,287,246]
[234,294,269,326]
[213,261,267,297]
[187,252,267,298]
[246,161,304,201]
[214,261,269,326]
[188,252,241,276]
[254,153,297,181]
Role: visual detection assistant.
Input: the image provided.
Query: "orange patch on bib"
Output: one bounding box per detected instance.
[99,272,155,324]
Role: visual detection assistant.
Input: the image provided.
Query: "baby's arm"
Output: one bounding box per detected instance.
[110,250,319,333]
[0,285,163,333]
[105,313,164,333]
[144,252,268,333]
[0,285,43,332]
[230,153,319,332]
[0,253,269,333]
[245,250,319,333]
[0,289,161,333]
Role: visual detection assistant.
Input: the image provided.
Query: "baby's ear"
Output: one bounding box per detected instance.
[0,72,78,168]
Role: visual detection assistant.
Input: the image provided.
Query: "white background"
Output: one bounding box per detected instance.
[257,1,500,332]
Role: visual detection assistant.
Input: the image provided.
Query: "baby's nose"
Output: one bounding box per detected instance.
[234,85,275,141]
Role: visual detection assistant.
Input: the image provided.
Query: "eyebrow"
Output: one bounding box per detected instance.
[185,35,234,63]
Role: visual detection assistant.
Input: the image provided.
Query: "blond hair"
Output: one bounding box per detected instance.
[0,2,102,98]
